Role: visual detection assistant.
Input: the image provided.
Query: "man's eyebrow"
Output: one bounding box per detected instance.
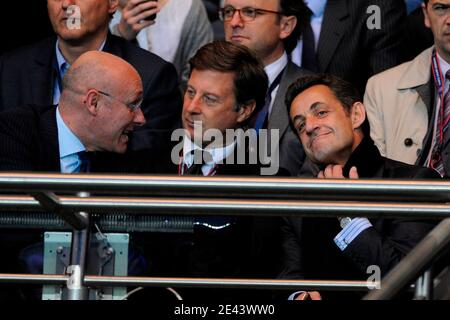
[309,101,325,111]
[292,114,305,123]
[292,102,325,123]
[433,2,450,8]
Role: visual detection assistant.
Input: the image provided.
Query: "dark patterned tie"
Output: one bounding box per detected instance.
[430,70,450,176]
[301,9,318,72]
[185,149,205,175]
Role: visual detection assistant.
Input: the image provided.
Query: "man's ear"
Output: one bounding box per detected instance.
[109,0,119,14]
[85,89,100,115]
[422,3,431,29]
[279,15,297,40]
[236,100,256,124]
[350,102,366,130]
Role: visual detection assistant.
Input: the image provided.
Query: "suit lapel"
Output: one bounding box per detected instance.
[103,33,122,57]
[269,62,301,135]
[317,0,349,72]
[30,37,58,106]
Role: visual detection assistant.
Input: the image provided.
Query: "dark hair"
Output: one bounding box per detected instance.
[279,0,311,53]
[189,41,268,114]
[285,74,369,134]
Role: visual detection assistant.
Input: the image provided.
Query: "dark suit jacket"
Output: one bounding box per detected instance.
[270,61,310,176]
[0,105,60,171]
[311,0,406,94]
[278,137,440,285]
[0,104,133,173]
[0,33,182,152]
[131,137,285,281]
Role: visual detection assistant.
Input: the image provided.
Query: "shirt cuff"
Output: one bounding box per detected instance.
[334,218,372,251]
[288,291,305,300]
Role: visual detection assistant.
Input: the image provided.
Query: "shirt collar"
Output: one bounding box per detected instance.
[264,52,288,85]
[56,106,86,158]
[305,0,327,17]
[55,38,107,72]
[182,136,236,167]
[437,52,450,79]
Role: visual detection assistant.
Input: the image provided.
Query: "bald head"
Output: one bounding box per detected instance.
[62,51,142,96]
[58,51,145,154]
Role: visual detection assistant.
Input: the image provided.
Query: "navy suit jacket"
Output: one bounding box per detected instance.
[0,33,182,152]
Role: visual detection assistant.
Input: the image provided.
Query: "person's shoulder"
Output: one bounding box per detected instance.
[108,34,172,68]
[283,61,312,83]
[367,47,433,88]
[382,157,441,179]
[0,37,55,63]
[0,105,53,121]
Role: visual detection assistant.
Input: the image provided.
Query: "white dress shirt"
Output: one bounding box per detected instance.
[182,136,236,176]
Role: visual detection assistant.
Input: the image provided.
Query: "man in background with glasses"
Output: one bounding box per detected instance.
[221,0,311,176]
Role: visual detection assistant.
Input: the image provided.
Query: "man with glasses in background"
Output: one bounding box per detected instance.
[221,0,311,176]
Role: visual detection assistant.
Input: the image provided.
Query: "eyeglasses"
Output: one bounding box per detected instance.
[219,6,283,22]
[97,90,142,111]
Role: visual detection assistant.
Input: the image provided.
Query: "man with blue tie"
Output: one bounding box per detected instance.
[0,51,145,172]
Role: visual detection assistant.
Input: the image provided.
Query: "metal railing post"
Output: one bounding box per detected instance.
[363,218,450,300]
[64,192,91,300]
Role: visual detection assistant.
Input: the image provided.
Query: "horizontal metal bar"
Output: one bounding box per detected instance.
[0,274,375,291]
[0,274,68,285]
[0,196,449,219]
[0,173,449,202]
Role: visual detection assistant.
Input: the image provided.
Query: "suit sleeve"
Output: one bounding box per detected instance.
[0,111,37,171]
[367,0,407,75]
[343,168,440,275]
[277,217,305,280]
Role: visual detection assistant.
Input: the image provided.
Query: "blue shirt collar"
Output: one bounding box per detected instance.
[55,38,107,73]
[305,0,327,17]
[56,106,86,158]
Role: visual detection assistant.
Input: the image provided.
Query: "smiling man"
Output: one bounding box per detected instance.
[0,0,181,153]
[0,51,145,171]
[278,74,439,300]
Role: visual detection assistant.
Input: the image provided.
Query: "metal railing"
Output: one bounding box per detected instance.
[0,173,448,300]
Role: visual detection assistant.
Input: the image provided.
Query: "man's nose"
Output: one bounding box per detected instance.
[184,96,202,114]
[133,107,146,126]
[305,117,319,134]
[62,0,76,9]
[229,9,244,28]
